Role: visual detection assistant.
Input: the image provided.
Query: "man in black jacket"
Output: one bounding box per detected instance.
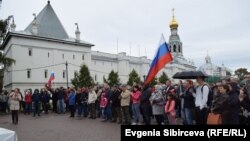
[140,84,152,125]
[110,85,122,123]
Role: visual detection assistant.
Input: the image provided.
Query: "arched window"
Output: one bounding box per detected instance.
[173,45,176,52]
[178,45,181,52]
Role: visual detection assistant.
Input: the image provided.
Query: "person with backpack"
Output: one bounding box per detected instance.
[193,77,210,125]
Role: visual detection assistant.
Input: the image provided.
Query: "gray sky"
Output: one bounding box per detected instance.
[1,0,250,72]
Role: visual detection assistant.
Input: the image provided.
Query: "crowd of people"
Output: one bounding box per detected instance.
[1,72,250,125]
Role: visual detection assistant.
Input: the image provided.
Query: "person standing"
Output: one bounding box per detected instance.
[140,84,152,125]
[163,80,175,100]
[180,80,195,125]
[9,88,22,124]
[150,85,165,125]
[193,77,209,125]
[120,85,131,125]
[131,85,142,125]
[110,85,122,123]
[75,88,83,117]
[165,94,176,125]
[212,84,231,124]
[52,88,59,113]
[24,90,32,115]
[88,87,97,119]
[32,89,41,117]
[100,92,108,120]
[0,90,8,113]
[68,89,76,117]
[57,88,65,114]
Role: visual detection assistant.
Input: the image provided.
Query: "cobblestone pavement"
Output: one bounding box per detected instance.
[0,113,120,141]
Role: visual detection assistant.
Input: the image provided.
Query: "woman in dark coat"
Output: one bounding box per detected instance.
[212,84,233,125]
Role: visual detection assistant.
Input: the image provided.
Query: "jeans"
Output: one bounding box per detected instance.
[57,99,65,114]
[77,104,83,116]
[78,104,88,117]
[33,102,40,116]
[105,104,112,120]
[132,103,140,123]
[44,102,49,114]
[25,103,32,114]
[101,108,106,119]
[184,108,193,125]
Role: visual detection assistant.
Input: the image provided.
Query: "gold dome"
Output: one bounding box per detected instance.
[170,8,178,29]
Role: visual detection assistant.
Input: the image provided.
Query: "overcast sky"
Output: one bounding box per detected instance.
[1,0,250,71]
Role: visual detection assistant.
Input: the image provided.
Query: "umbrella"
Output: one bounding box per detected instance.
[173,71,208,79]
[0,128,18,141]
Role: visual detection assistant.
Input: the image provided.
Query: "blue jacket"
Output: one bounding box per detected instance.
[69,92,76,106]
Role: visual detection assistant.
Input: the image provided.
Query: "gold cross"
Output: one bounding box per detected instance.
[172,8,175,17]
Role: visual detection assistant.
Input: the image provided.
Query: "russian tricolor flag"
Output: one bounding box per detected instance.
[48,71,55,87]
[145,35,173,84]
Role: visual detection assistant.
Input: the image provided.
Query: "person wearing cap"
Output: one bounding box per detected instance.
[120,84,131,125]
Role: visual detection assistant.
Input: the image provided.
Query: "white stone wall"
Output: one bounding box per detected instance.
[3,36,91,93]
[4,36,197,92]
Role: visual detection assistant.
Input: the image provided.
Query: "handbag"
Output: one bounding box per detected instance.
[207,113,222,125]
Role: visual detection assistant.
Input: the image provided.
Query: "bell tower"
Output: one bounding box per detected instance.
[169,9,183,58]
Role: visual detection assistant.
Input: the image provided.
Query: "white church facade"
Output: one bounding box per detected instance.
[1,1,196,93]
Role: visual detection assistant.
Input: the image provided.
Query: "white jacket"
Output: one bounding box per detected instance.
[88,90,97,104]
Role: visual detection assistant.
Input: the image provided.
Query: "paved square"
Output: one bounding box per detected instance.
[0,113,120,141]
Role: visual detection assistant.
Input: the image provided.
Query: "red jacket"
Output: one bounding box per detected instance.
[100,95,108,108]
[25,94,32,104]
[131,91,141,104]
[165,100,176,116]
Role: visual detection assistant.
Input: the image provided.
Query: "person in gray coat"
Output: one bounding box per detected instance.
[150,85,165,125]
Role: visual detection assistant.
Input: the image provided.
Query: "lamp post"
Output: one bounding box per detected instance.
[65,61,69,88]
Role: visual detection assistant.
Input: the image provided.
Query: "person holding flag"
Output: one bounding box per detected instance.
[145,35,173,84]
[47,71,55,88]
